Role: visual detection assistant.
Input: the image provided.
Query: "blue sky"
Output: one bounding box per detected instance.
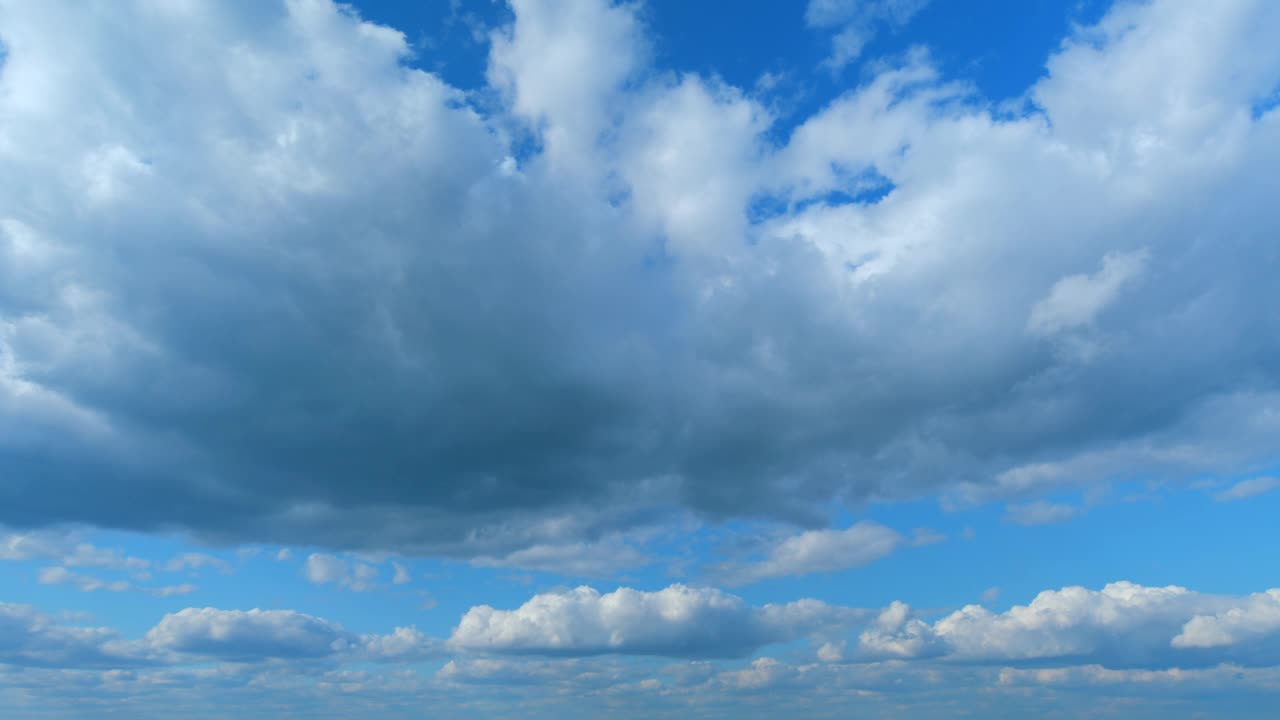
[1,0,1280,717]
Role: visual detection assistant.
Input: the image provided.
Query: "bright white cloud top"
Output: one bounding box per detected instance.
[0,0,1278,717]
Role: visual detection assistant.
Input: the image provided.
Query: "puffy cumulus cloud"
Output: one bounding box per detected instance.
[145,608,352,661]
[0,0,1278,559]
[143,607,439,664]
[449,584,863,658]
[710,521,907,585]
[1174,590,1280,655]
[843,582,1280,669]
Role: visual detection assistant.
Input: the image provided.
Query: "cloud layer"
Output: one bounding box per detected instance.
[0,0,1278,557]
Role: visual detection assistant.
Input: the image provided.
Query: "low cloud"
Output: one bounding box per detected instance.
[449,584,864,658]
[843,582,1280,669]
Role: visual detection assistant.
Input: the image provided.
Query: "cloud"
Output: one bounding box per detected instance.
[449,584,863,658]
[0,528,149,574]
[1215,476,1280,502]
[145,608,352,661]
[37,566,131,593]
[162,552,232,574]
[303,553,379,592]
[1027,250,1150,336]
[391,561,411,585]
[0,603,147,669]
[805,0,931,70]
[710,522,906,585]
[471,537,651,578]
[845,582,1280,669]
[36,566,195,597]
[1002,501,1081,526]
[0,0,1276,561]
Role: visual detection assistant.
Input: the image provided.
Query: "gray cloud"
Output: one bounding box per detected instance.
[0,0,1277,558]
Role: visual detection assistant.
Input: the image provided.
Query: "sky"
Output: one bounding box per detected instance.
[1,0,1279,717]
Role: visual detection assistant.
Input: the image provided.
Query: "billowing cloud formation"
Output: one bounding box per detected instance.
[845,582,1280,669]
[145,607,437,663]
[146,608,350,661]
[1,0,1279,557]
[450,584,862,658]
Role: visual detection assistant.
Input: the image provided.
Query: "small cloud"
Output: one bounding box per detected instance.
[392,562,412,585]
[1214,477,1280,502]
[149,583,198,598]
[163,553,232,575]
[910,528,946,546]
[39,566,199,598]
[710,522,907,585]
[981,587,1001,604]
[805,0,931,71]
[1003,501,1081,526]
[37,567,131,593]
[1027,249,1149,336]
[276,548,293,561]
[472,538,650,579]
[304,553,379,592]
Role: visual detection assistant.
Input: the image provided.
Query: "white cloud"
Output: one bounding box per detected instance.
[0,603,147,668]
[450,584,863,658]
[36,566,198,597]
[488,0,645,174]
[145,608,351,660]
[391,561,411,585]
[303,553,379,592]
[162,552,232,575]
[1027,250,1149,336]
[0,529,149,574]
[846,581,1280,669]
[1215,476,1280,502]
[472,537,650,578]
[712,522,906,585]
[805,0,931,70]
[37,567,131,593]
[1173,590,1280,651]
